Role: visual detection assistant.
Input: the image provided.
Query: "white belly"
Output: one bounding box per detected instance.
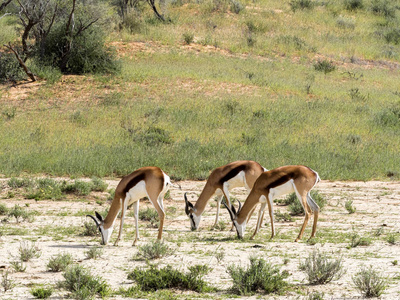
[216,171,247,196]
[127,180,148,204]
[268,179,295,200]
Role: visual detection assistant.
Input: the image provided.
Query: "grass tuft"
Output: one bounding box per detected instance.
[47,253,74,272]
[136,241,173,260]
[352,266,387,298]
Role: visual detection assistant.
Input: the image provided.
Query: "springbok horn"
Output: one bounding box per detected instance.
[184,192,196,215]
[86,214,100,227]
[95,211,103,222]
[237,199,242,213]
[222,200,235,221]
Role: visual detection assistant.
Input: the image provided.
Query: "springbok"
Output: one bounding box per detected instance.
[184,160,267,231]
[224,165,320,241]
[87,166,178,246]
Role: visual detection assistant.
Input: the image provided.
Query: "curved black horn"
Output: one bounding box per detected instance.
[237,200,242,213]
[86,214,100,227]
[184,192,190,215]
[95,211,103,222]
[222,200,235,221]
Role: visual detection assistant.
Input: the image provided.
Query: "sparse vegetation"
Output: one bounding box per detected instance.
[227,256,289,295]
[348,233,372,248]
[136,241,173,260]
[59,265,111,299]
[1,271,15,292]
[31,286,53,299]
[352,266,387,298]
[128,264,214,292]
[83,221,99,236]
[345,200,356,214]
[299,250,345,285]
[47,253,74,272]
[17,241,42,262]
[10,260,27,272]
[85,247,104,260]
[138,207,159,228]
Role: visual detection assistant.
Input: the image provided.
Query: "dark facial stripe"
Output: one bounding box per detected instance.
[219,164,247,185]
[123,173,146,195]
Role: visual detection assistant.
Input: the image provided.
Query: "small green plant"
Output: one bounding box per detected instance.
[0,203,8,215]
[227,256,289,295]
[391,260,398,266]
[344,0,363,11]
[31,286,53,299]
[230,0,244,14]
[352,266,387,297]
[17,241,42,262]
[299,250,345,285]
[91,177,108,192]
[275,209,294,222]
[62,180,93,196]
[8,204,30,223]
[308,291,325,300]
[136,241,173,260]
[138,207,159,228]
[85,247,103,260]
[348,233,372,248]
[215,249,225,263]
[1,271,15,292]
[289,0,315,12]
[345,200,356,214]
[25,178,63,200]
[0,52,26,83]
[47,253,74,272]
[83,221,98,236]
[10,260,26,272]
[212,220,227,231]
[283,258,290,265]
[183,32,194,45]
[314,60,336,74]
[8,177,34,188]
[374,226,384,236]
[60,265,111,299]
[128,263,214,292]
[387,233,396,245]
[307,237,318,245]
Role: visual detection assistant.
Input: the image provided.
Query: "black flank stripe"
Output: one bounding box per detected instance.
[267,173,294,190]
[123,173,146,195]
[219,165,247,185]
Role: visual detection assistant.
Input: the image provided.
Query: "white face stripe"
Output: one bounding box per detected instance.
[100,225,114,245]
[234,220,246,239]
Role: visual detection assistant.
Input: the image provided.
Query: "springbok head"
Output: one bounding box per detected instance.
[86,212,113,245]
[184,192,201,231]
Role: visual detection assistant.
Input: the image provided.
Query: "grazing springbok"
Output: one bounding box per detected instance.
[87,166,178,246]
[184,160,267,231]
[224,165,320,241]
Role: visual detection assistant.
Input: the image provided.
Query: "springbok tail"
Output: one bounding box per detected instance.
[307,168,321,212]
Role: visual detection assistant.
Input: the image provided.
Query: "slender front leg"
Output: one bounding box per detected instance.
[250,202,266,240]
[213,195,224,227]
[115,196,129,246]
[132,200,140,246]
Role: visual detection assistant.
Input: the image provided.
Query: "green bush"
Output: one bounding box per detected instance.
[1,271,15,292]
[60,265,111,299]
[384,29,400,45]
[17,241,42,262]
[348,233,372,248]
[314,60,336,74]
[91,177,108,192]
[0,52,25,83]
[352,266,387,297]
[370,0,395,18]
[227,257,289,295]
[138,207,159,228]
[10,260,27,272]
[183,32,194,45]
[26,178,63,200]
[127,264,214,293]
[47,253,73,272]
[62,180,93,196]
[85,247,103,260]
[136,241,173,260]
[8,177,34,189]
[344,0,363,11]
[31,286,53,299]
[345,200,356,214]
[299,250,345,284]
[289,0,315,12]
[0,203,8,215]
[83,221,99,236]
[8,205,31,223]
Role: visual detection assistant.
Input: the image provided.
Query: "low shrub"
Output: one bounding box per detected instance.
[136,241,173,260]
[348,233,372,248]
[47,253,73,272]
[0,52,25,83]
[91,177,108,192]
[85,247,103,260]
[289,0,315,12]
[59,265,111,299]
[10,260,26,272]
[314,60,336,74]
[8,205,31,223]
[62,180,93,196]
[183,32,194,45]
[127,264,214,293]
[387,233,396,245]
[31,286,53,299]
[7,177,34,189]
[17,241,42,262]
[299,250,345,285]
[1,271,15,292]
[352,266,387,297]
[344,0,363,11]
[345,200,356,214]
[227,257,289,295]
[138,207,159,228]
[0,203,8,215]
[82,221,98,236]
[25,178,63,200]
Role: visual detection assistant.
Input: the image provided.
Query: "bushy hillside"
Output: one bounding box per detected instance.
[0,0,399,180]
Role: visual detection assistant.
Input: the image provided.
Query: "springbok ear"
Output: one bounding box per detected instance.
[95,211,103,222]
[184,193,196,215]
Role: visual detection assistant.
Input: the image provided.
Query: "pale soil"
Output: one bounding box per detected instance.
[0,179,400,299]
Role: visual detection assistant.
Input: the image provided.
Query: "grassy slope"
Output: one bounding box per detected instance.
[0,0,399,180]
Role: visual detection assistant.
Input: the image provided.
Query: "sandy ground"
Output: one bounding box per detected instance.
[0,179,400,299]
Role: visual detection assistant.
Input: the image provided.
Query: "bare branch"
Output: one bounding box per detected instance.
[0,12,10,19]
[4,43,36,82]
[0,0,13,12]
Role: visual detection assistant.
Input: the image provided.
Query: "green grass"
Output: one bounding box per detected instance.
[1,1,400,180]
